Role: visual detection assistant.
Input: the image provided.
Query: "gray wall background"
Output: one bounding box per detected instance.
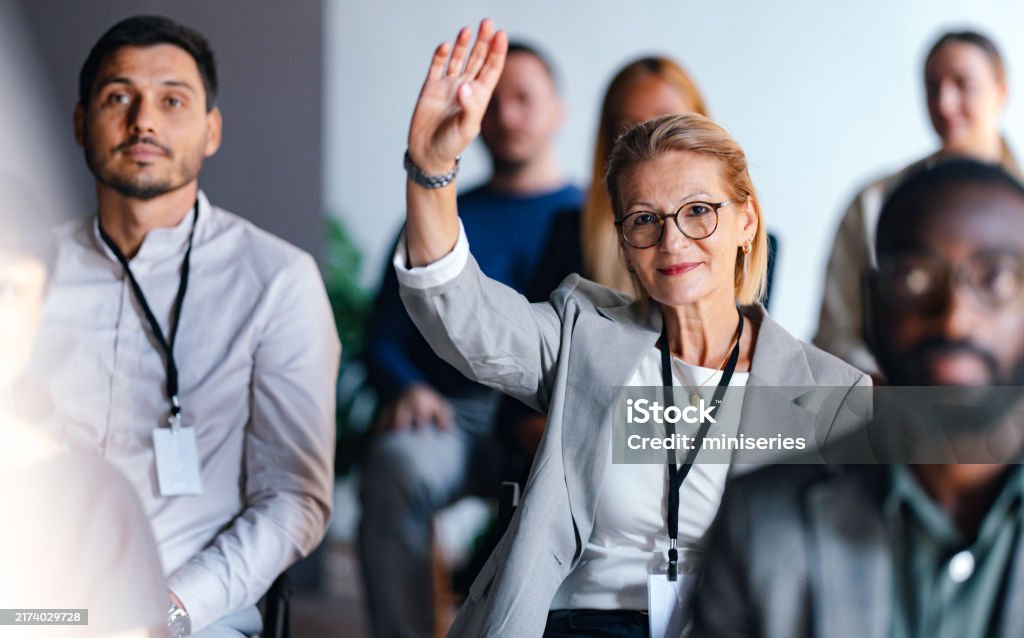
[15,0,325,263]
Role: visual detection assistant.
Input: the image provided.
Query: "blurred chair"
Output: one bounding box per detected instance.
[259,573,292,638]
[429,482,522,638]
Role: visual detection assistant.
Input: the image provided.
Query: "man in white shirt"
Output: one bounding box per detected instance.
[27,15,340,637]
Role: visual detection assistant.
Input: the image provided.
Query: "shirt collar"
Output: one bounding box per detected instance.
[92,190,209,267]
[885,463,1024,549]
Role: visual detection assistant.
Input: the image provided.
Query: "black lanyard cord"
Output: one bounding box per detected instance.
[98,202,198,425]
[660,308,742,580]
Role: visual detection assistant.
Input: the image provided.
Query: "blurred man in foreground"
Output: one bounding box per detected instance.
[1,176,168,637]
[694,159,1024,637]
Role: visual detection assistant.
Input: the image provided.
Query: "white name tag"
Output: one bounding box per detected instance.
[648,572,698,638]
[153,427,203,496]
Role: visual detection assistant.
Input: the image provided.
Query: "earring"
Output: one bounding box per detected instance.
[626,263,636,274]
[741,239,752,255]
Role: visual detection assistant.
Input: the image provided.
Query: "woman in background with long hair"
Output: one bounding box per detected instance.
[581,57,710,294]
[815,30,1020,376]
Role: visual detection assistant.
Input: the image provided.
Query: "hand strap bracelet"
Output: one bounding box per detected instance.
[404,150,460,189]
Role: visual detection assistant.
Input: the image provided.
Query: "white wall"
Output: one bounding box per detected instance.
[324,0,1024,340]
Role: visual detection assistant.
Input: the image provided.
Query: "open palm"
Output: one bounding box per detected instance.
[407,19,508,175]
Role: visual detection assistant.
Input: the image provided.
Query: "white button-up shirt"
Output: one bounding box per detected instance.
[27,191,340,632]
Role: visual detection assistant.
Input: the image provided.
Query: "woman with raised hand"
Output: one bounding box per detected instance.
[815,30,1021,376]
[398,20,868,637]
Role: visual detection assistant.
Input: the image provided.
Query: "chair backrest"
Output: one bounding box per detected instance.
[260,572,293,638]
[497,481,521,533]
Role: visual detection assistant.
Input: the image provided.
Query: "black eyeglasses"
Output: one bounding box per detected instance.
[615,200,735,249]
[876,250,1024,311]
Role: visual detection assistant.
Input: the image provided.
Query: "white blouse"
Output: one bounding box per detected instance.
[550,350,749,611]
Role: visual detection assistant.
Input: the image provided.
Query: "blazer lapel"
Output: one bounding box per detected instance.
[560,300,659,559]
[805,469,892,638]
[732,306,820,474]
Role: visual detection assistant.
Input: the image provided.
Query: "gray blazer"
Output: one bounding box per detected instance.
[399,255,869,638]
[691,464,1024,637]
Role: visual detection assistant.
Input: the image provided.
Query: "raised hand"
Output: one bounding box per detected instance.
[407,19,508,175]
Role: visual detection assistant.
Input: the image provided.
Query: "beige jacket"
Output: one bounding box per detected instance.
[812,158,932,375]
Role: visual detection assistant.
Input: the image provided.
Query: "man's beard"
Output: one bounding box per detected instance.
[875,335,1024,438]
[881,336,1006,386]
[84,133,202,200]
[95,170,180,200]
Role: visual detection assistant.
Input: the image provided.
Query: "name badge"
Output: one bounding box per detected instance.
[647,571,698,638]
[153,427,203,496]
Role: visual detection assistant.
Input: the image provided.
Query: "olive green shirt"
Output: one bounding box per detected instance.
[885,464,1024,638]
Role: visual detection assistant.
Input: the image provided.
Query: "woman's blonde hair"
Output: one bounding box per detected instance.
[605,113,768,306]
[581,57,709,295]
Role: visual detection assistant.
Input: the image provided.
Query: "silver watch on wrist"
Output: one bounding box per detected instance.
[404,150,460,189]
[167,601,192,637]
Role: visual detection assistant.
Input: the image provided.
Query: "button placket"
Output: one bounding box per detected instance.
[108,274,140,453]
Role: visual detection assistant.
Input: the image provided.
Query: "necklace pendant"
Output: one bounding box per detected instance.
[690,392,700,408]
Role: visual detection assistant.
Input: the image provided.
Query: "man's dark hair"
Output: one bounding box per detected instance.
[78,15,218,111]
[506,39,559,91]
[876,158,1024,255]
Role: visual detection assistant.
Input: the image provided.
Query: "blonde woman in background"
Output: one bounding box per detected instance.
[582,57,710,295]
[815,30,1021,376]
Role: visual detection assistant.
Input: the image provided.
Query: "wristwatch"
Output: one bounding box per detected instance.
[167,601,192,637]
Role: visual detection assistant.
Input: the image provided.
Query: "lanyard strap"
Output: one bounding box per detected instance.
[660,308,742,580]
[98,202,198,428]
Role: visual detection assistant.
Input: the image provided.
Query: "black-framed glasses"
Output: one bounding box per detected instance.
[615,200,736,249]
[875,250,1024,311]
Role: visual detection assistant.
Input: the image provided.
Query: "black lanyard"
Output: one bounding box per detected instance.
[659,308,742,580]
[98,202,198,428]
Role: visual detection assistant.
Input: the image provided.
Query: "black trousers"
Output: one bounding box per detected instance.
[543,610,649,638]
